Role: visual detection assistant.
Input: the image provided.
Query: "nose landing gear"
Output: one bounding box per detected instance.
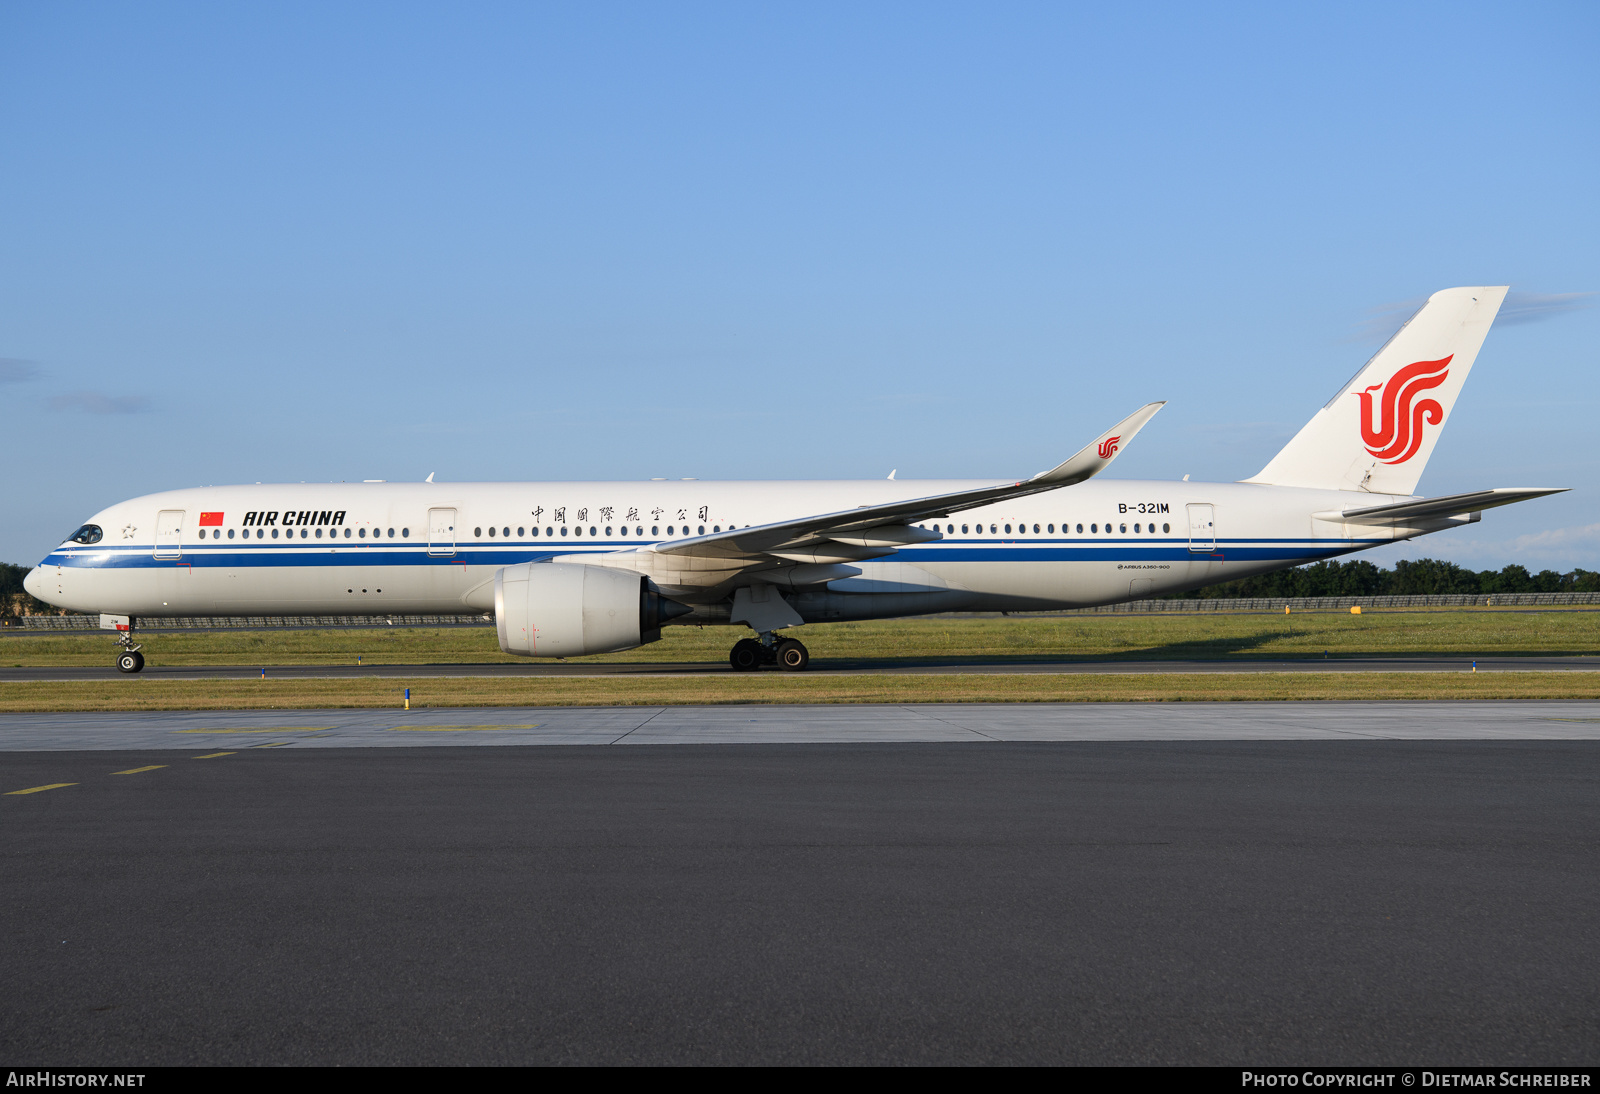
[728,633,810,672]
[113,623,145,673]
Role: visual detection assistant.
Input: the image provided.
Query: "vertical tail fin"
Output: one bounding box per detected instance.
[1245,286,1508,494]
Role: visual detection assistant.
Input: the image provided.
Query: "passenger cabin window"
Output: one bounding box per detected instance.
[488,527,495,537]
[475,527,483,537]
[518,527,525,537]
[652,526,660,536]
[1163,523,1170,533]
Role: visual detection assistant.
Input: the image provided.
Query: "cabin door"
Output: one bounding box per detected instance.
[154,510,185,560]
[428,508,457,557]
[1186,503,1216,553]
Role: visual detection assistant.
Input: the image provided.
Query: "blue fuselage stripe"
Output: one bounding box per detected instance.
[42,537,1381,570]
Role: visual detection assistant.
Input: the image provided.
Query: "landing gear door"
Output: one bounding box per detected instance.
[428,508,457,557]
[1186,503,1215,553]
[154,510,184,560]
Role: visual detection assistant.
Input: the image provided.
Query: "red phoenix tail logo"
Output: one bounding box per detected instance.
[1355,355,1452,464]
[1097,436,1121,460]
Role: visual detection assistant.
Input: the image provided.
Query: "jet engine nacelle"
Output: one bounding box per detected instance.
[494,562,690,657]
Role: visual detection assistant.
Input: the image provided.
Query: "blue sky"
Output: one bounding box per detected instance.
[3,2,1596,570]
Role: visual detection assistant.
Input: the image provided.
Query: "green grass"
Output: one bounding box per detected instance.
[4,671,1600,712]
[4,609,1600,667]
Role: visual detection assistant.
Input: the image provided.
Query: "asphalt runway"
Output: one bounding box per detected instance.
[6,653,1599,681]
[5,700,1600,750]
[3,738,1597,1065]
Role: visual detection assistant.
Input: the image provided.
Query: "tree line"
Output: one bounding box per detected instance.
[1171,558,1600,599]
[0,562,53,618]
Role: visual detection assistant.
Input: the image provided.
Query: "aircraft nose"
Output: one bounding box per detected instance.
[23,566,46,600]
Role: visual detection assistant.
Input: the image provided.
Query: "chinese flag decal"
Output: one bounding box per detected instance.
[199,512,224,526]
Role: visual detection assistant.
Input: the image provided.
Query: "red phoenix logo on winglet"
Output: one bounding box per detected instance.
[1097,436,1121,460]
[1355,355,1452,464]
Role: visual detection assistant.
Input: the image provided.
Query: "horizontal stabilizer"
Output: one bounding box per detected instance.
[1316,487,1567,524]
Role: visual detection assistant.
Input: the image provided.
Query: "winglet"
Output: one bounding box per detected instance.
[1030,402,1165,486]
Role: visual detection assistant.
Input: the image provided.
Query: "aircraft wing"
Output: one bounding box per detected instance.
[1317,487,1568,524]
[647,401,1165,566]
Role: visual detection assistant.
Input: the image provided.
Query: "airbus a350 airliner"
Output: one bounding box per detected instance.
[26,286,1564,673]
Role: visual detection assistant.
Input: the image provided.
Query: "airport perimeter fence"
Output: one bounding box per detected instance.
[5,592,1600,632]
[1058,592,1600,614]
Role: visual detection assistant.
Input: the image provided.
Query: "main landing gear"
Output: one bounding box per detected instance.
[729,634,810,672]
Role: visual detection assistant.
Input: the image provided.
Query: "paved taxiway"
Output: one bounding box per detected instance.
[4,736,1598,1065]
[5,653,1598,681]
[5,699,1600,750]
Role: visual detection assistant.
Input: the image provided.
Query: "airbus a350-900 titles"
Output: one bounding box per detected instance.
[27,286,1565,673]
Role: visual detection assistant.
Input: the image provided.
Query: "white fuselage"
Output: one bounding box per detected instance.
[28,477,1418,623]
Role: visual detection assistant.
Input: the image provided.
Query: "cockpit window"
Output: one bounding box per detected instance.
[66,524,103,545]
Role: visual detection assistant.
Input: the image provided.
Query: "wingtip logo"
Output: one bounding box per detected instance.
[1355,355,1452,464]
[1097,436,1121,460]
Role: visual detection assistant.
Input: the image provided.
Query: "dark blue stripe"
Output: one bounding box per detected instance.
[43,538,1379,570]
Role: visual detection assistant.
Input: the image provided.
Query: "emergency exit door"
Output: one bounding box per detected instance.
[1186,503,1216,552]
